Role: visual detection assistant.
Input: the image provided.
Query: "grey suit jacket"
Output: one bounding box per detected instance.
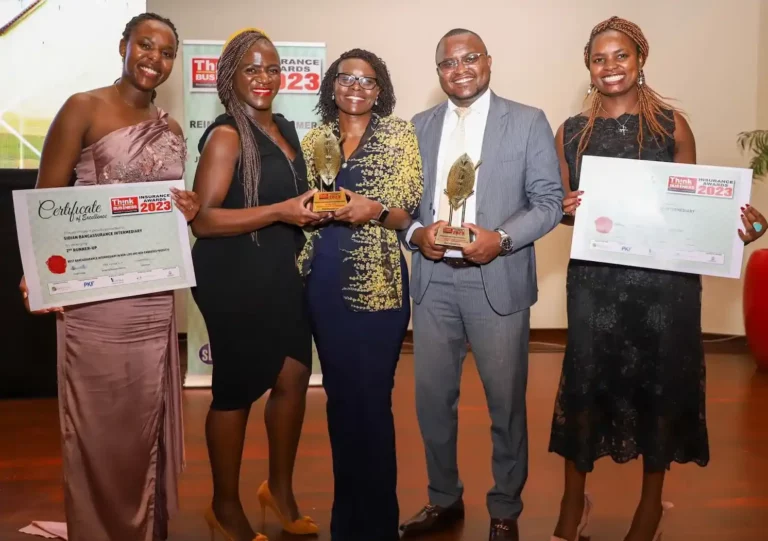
[405,91,564,316]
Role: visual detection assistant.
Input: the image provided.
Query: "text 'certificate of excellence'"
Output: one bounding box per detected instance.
[14,180,196,311]
[570,156,752,279]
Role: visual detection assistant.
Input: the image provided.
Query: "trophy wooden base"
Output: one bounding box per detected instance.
[313,191,347,212]
[435,225,472,247]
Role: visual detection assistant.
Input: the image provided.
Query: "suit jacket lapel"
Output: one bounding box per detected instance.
[477,92,508,215]
[423,103,447,226]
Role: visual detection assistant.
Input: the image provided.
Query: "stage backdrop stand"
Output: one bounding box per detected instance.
[181,39,325,388]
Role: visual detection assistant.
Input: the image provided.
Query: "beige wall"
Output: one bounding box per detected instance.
[760,0,768,128]
[155,0,768,335]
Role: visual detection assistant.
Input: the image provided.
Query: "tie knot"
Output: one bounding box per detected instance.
[455,107,470,119]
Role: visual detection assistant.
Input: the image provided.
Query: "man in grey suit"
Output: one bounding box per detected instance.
[399,29,563,541]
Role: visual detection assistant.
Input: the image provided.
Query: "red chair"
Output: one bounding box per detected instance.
[743,249,768,371]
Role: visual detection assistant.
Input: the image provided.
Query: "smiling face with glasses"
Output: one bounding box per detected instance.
[435,32,492,107]
[334,58,381,117]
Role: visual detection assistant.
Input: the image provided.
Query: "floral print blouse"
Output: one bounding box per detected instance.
[298,114,423,312]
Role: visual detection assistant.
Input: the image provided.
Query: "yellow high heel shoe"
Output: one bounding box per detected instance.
[204,506,268,541]
[257,480,319,535]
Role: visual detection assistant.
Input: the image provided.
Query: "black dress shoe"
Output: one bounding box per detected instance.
[489,518,519,541]
[399,500,465,537]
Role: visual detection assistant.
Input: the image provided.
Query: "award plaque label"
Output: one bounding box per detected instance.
[434,225,472,247]
[313,191,348,212]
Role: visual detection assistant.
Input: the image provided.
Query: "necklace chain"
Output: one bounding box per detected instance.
[113,83,151,111]
[600,102,639,135]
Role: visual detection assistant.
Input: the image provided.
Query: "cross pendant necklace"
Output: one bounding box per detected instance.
[612,111,633,136]
[600,102,638,136]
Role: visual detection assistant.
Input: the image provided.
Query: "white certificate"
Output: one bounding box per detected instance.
[14,180,196,311]
[570,156,752,279]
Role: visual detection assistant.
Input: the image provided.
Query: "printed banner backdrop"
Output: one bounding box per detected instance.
[182,39,325,387]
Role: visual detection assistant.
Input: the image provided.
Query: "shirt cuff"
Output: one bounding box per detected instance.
[404,220,424,251]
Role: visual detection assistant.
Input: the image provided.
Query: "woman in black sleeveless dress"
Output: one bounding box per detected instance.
[189,30,320,540]
[548,17,766,541]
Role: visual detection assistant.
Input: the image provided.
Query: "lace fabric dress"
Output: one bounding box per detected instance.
[548,111,710,473]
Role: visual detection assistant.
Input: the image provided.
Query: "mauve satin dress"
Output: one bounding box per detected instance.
[56,109,186,541]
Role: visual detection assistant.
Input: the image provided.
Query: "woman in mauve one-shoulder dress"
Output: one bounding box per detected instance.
[19,13,200,541]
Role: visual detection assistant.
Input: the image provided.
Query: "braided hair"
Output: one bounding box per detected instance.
[215,29,276,215]
[573,16,679,162]
[315,49,396,125]
[120,12,179,103]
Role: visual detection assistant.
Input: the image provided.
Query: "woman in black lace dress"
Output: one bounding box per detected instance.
[548,17,767,541]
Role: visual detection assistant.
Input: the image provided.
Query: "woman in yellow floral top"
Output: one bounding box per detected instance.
[300,48,422,540]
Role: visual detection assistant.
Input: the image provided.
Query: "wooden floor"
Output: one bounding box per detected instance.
[2,346,768,540]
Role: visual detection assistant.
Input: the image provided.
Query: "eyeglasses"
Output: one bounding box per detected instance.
[335,73,378,90]
[437,52,487,73]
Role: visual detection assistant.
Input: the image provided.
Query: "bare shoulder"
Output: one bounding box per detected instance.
[671,110,696,163]
[165,115,184,137]
[58,92,98,118]
[555,121,566,141]
[673,110,694,139]
[202,123,240,153]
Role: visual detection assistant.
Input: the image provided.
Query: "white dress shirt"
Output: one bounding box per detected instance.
[406,88,491,258]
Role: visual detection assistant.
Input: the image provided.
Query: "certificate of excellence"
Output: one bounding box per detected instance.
[570,156,752,279]
[13,180,196,311]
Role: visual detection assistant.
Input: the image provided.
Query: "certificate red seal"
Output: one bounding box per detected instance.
[46,255,67,274]
[595,216,613,234]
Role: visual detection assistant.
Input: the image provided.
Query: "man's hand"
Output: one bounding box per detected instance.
[461,223,501,264]
[412,221,448,261]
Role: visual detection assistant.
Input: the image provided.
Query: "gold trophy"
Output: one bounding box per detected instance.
[312,131,348,213]
[434,153,481,247]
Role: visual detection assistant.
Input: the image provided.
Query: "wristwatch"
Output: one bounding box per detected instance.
[496,228,513,255]
[373,203,390,224]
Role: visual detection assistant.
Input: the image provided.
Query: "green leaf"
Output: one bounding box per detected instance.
[738,130,768,179]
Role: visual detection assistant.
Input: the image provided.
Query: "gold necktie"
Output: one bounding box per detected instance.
[437,107,470,226]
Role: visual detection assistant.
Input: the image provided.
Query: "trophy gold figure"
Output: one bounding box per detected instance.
[312,131,348,212]
[434,153,481,247]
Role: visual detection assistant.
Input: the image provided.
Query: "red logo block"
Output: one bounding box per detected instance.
[110,196,139,215]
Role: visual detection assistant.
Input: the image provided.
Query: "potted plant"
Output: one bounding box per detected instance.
[739,129,768,371]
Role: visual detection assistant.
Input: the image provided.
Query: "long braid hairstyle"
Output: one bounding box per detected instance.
[573,16,678,163]
[120,13,179,103]
[216,29,276,220]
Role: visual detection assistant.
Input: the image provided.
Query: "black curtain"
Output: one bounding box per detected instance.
[0,169,57,399]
